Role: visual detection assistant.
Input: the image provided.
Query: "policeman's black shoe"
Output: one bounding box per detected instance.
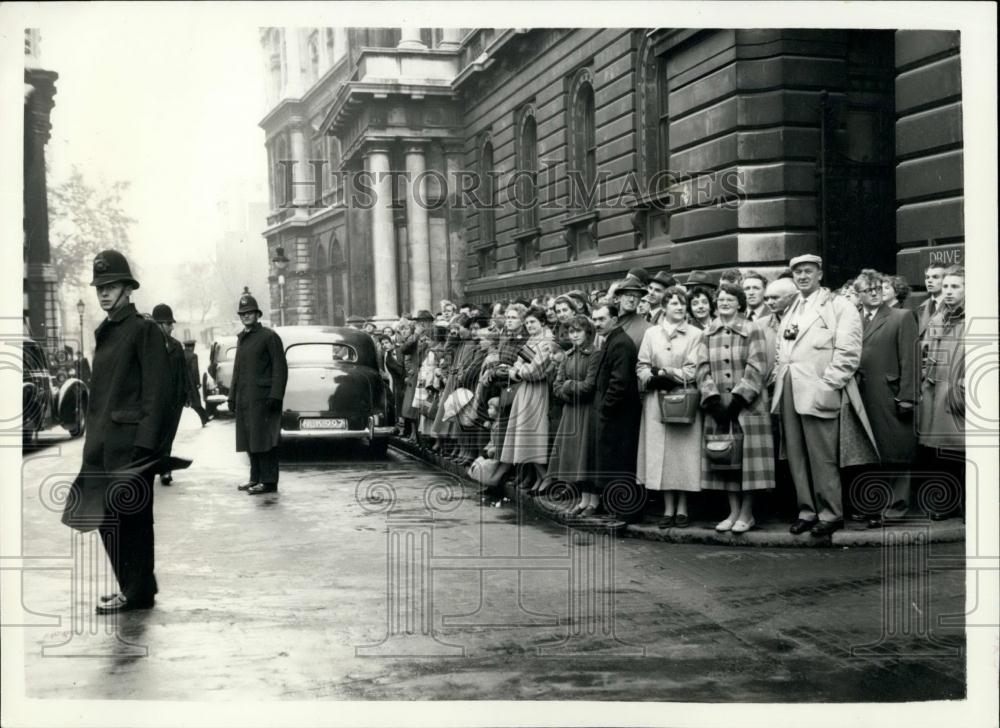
[160,472,173,486]
[810,520,844,537]
[95,594,154,615]
[867,515,885,529]
[100,592,121,603]
[789,518,816,535]
[247,483,277,495]
[848,512,870,523]
[929,510,954,521]
[237,481,258,492]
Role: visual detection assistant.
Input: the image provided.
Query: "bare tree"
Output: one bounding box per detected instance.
[48,166,136,290]
[174,261,217,323]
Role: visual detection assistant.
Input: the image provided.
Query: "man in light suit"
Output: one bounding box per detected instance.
[771,254,863,537]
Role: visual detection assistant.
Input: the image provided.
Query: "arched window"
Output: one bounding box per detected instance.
[636,37,669,192]
[477,134,497,276]
[567,68,597,211]
[273,134,289,207]
[515,105,539,231]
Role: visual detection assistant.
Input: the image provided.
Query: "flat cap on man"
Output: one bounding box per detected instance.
[789,254,823,270]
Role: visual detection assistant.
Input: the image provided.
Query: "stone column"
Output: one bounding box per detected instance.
[404,143,433,312]
[289,119,311,207]
[397,27,426,50]
[443,141,467,303]
[364,145,399,320]
[438,27,463,50]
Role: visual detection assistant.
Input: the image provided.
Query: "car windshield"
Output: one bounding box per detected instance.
[222,346,238,362]
[286,343,357,366]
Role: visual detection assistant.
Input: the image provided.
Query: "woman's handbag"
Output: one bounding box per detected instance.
[704,421,744,471]
[419,389,439,419]
[657,370,699,425]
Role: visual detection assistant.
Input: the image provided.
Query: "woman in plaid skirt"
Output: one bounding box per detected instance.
[696,283,774,533]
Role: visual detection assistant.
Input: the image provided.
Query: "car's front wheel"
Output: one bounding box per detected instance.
[66,396,87,438]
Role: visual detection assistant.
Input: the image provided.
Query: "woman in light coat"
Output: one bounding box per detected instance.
[500,305,555,492]
[636,287,704,528]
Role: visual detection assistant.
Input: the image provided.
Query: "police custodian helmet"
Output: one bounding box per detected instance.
[237,293,262,315]
[90,249,140,289]
[151,303,176,324]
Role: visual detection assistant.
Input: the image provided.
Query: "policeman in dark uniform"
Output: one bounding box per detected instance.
[62,250,170,614]
[182,340,211,426]
[151,304,188,485]
[228,293,288,494]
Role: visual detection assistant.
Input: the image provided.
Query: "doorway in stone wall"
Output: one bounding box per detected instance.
[817,30,897,288]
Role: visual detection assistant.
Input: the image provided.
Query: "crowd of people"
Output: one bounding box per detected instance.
[352,256,967,535]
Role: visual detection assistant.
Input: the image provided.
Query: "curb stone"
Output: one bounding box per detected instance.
[389,439,965,548]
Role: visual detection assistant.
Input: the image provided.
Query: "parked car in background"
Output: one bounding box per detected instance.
[276,326,396,457]
[203,334,238,416]
[21,337,88,447]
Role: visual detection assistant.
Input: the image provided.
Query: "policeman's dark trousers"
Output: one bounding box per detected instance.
[189,397,210,425]
[249,448,280,485]
[161,402,185,459]
[780,372,843,523]
[99,472,157,603]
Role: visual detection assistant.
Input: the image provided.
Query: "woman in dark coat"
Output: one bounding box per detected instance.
[547,314,599,513]
[853,270,919,523]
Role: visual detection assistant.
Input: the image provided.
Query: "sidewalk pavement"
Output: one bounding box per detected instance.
[390,438,966,548]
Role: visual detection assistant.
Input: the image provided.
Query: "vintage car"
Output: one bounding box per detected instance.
[276,326,396,456]
[21,337,88,447]
[203,334,239,416]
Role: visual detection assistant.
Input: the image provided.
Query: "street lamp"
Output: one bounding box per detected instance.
[272,246,290,326]
[76,298,85,343]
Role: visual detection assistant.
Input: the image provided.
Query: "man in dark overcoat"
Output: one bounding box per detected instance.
[399,310,434,441]
[590,303,643,520]
[183,340,211,426]
[152,304,188,485]
[228,293,288,494]
[851,270,919,527]
[61,250,170,614]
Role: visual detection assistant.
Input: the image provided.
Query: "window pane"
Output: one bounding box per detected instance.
[285,343,357,365]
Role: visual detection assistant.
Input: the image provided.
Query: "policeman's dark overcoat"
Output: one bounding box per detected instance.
[62,303,170,530]
[230,323,288,453]
[183,348,201,405]
[165,336,188,407]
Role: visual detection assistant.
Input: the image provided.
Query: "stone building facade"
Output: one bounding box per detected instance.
[24,29,60,346]
[259,28,964,321]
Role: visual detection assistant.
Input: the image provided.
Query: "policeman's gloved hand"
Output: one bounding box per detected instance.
[266,397,282,413]
[896,400,915,417]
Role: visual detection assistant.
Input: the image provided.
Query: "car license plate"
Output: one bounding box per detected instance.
[300,418,347,430]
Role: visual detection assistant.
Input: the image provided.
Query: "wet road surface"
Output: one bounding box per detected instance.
[17,410,965,701]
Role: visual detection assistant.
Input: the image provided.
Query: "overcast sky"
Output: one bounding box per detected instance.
[40,15,268,310]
